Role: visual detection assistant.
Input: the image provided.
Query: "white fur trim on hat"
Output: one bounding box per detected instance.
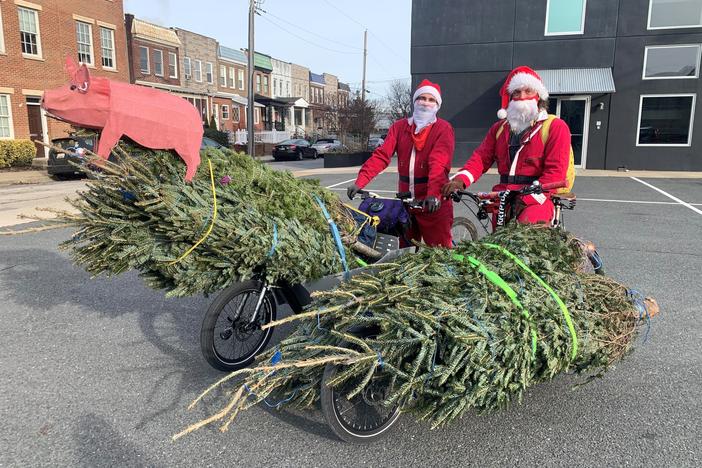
[413,85,442,107]
[507,72,549,100]
[497,108,507,119]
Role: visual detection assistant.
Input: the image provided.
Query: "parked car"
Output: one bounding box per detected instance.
[47,135,96,178]
[368,137,384,150]
[201,136,225,150]
[272,139,311,160]
[306,138,345,158]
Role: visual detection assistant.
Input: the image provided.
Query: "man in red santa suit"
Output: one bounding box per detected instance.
[347,79,455,247]
[441,66,571,225]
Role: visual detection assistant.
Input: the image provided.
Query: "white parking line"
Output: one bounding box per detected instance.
[325,178,356,189]
[630,177,702,216]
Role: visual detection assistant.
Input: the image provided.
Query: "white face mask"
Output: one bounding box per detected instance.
[506,98,539,133]
[412,101,438,133]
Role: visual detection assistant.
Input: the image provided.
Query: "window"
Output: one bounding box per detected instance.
[194,59,202,82]
[168,52,178,78]
[545,0,586,36]
[256,74,261,92]
[233,106,240,122]
[0,7,6,54]
[637,94,695,146]
[206,62,214,84]
[153,49,163,76]
[273,78,278,96]
[220,65,227,86]
[0,94,13,138]
[100,27,115,69]
[238,69,245,89]
[222,105,229,120]
[263,76,269,94]
[648,0,702,29]
[254,107,260,124]
[18,7,41,57]
[75,21,94,65]
[229,67,235,88]
[184,56,191,79]
[643,45,701,79]
[139,46,149,74]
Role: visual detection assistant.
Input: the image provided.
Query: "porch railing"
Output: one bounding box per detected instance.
[234,129,295,145]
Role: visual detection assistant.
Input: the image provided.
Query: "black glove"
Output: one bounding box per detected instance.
[423,196,440,213]
[347,183,361,200]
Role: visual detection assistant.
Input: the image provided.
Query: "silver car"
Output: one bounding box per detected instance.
[309,138,345,157]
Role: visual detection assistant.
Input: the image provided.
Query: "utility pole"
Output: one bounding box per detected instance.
[361,29,367,105]
[247,0,256,157]
[361,29,368,144]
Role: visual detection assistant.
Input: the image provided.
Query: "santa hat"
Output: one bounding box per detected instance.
[413,79,442,107]
[497,66,548,119]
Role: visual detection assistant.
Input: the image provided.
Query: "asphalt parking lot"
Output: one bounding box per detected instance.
[1,161,700,467]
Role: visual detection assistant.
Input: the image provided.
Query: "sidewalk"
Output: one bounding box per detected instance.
[0,168,53,186]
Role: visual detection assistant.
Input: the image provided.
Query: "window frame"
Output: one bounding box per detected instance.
[75,21,94,66]
[222,104,230,120]
[256,74,261,93]
[194,59,202,82]
[647,0,702,30]
[254,107,260,124]
[206,61,214,84]
[18,6,42,58]
[238,69,245,90]
[0,94,15,139]
[184,56,191,80]
[168,52,178,78]
[544,0,587,37]
[233,106,240,122]
[139,45,150,74]
[263,75,269,94]
[100,27,116,70]
[636,93,696,147]
[228,67,235,88]
[153,49,164,77]
[642,44,702,80]
[219,64,226,86]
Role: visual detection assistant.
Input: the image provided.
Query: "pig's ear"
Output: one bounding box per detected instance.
[65,56,79,78]
[74,64,91,93]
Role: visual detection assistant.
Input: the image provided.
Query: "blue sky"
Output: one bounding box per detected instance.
[123,0,412,99]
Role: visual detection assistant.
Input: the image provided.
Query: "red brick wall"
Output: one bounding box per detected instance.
[128,38,180,87]
[0,0,129,142]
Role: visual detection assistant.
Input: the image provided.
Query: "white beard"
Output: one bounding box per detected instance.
[506,99,539,133]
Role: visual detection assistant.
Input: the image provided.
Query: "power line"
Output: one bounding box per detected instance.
[263,10,363,51]
[258,13,362,55]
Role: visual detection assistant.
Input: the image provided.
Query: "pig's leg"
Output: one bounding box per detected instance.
[95,126,122,160]
[177,142,202,182]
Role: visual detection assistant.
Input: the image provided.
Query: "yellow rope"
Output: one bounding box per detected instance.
[343,203,380,237]
[167,158,217,265]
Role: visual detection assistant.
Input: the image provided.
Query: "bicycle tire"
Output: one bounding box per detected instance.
[200,280,277,372]
[451,216,480,245]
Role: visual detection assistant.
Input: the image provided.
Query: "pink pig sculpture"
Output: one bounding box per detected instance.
[42,56,203,181]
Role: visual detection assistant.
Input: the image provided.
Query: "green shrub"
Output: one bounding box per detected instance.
[0,139,36,168]
[203,128,230,147]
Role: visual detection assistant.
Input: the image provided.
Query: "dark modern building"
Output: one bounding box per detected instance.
[411,0,702,171]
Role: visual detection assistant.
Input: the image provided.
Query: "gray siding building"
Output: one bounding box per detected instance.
[412,0,702,170]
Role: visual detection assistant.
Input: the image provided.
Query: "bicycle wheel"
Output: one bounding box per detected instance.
[200,280,277,372]
[320,340,401,444]
[451,216,479,245]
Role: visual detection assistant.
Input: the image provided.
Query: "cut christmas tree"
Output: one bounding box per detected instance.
[174,223,657,439]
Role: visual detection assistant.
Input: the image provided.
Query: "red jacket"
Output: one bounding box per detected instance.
[355,117,455,199]
[453,112,571,200]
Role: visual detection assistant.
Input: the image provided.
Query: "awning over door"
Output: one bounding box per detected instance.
[536,68,616,94]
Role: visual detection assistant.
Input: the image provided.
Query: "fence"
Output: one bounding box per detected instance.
[233,129,295,145]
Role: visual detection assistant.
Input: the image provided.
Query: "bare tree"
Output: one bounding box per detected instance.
[385,79,412,122]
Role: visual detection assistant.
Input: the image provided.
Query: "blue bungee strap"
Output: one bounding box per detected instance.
[267,222,278,258]
[314,195,349,277]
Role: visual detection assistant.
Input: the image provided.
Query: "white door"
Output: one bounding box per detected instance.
[553,96,590,168]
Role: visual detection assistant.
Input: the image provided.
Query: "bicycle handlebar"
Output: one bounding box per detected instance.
[356,190,423,209]
[456,180,567,201]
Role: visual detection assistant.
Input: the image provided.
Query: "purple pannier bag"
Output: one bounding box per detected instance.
[358,197,410,234]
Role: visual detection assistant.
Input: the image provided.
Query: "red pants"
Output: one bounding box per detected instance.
[491,196,555,229]
[402,201,453,248]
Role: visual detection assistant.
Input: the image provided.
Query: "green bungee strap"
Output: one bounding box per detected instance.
[452,253,538,356]
[482,243,578,360]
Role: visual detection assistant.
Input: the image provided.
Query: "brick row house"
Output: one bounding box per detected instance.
[0,2,355,159]
[0,0,129,157]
